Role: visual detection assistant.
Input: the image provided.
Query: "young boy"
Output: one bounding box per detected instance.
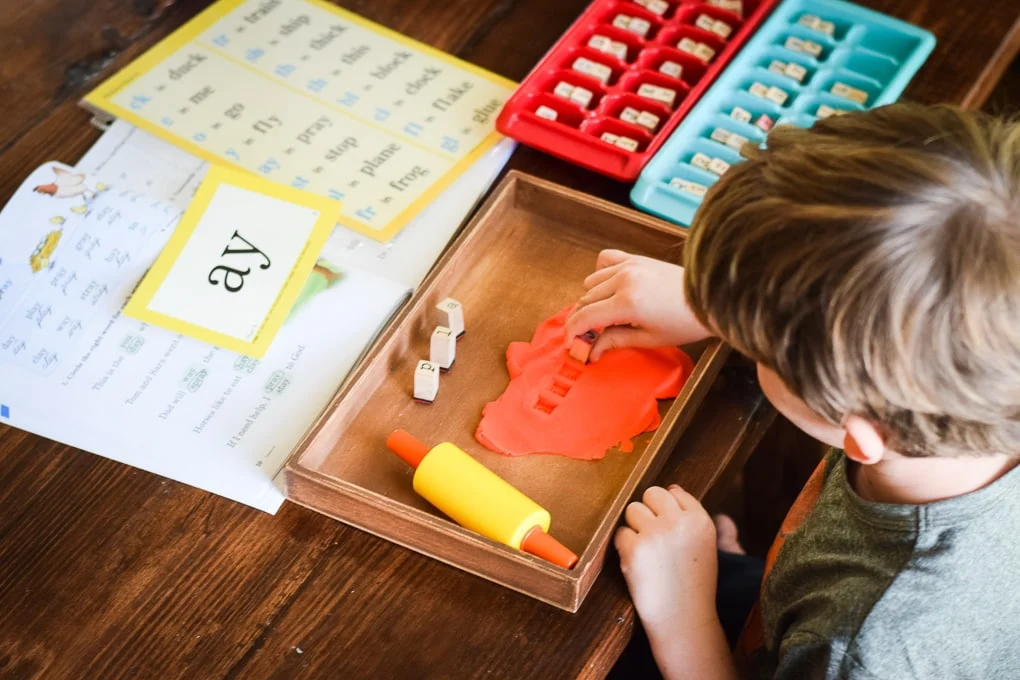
[565,103,1020,679]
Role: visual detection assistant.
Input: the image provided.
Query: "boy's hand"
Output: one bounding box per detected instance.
[615,484,719,629]
[564,250,711,361]
[616,485,737,680]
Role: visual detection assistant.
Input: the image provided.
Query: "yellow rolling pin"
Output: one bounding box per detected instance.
[386,430,578,569]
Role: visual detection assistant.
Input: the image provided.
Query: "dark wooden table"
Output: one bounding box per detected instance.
[0,1,1017,677]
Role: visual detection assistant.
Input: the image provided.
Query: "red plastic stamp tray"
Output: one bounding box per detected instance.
[496,0,779,180]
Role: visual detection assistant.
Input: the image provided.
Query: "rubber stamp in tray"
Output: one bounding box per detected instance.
[284,172,729,611]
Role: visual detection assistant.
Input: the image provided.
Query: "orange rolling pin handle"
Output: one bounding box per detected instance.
[519,525,579,569]
[386,429,579,569]
[387,429,430,468]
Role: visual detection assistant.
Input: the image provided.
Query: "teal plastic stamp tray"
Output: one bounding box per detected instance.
[630,0,935,226]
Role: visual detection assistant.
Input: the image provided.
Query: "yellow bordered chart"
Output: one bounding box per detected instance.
[125,165,339,357]
[83,0,516,242]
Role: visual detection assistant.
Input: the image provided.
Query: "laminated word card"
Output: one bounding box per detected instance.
[125,166,338,357]
[82,0,515,242]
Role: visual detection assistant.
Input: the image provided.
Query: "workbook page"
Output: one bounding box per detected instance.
[0,161,409,512]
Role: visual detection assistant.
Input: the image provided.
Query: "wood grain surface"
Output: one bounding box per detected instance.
[0,0,1017,677]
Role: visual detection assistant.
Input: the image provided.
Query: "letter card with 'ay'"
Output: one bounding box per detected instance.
[124,166,337,357]
[82,0,515,243]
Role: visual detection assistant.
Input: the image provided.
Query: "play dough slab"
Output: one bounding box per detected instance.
[477,307,694,460]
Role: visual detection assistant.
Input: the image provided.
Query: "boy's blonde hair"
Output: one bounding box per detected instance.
[684,104,1020,458]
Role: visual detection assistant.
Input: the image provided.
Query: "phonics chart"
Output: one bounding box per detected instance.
[83,0,516,242]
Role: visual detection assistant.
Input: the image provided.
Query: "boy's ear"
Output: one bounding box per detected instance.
[844,415,886,465]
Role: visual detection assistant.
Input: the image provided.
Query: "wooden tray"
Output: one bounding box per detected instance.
[284,171,728,612]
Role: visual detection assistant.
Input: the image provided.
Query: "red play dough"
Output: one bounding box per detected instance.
[475,307,694,460]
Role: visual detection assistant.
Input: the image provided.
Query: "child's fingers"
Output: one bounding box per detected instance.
[563,306,591,347]
[563,306,584,344]
[583,263,622,291]
[590,327,654,361]
[578,278,618,308]
[563,299,623,340]
[614,526,638,557]
[642,486,682,518]
[624,500,656,530]
[667,484,699,512]
[596,249,630,270]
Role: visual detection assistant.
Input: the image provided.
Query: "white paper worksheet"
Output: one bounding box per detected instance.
[0,118,512,513]
[0,161,410,513]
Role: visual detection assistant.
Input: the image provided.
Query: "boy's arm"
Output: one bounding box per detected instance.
[565,250,713,361]
[616,485,739,680]
[644,614,739,680]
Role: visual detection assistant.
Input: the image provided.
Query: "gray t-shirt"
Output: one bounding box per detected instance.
[754,450,1020,679]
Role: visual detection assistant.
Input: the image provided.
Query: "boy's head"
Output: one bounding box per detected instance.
[684,103,1020,459]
